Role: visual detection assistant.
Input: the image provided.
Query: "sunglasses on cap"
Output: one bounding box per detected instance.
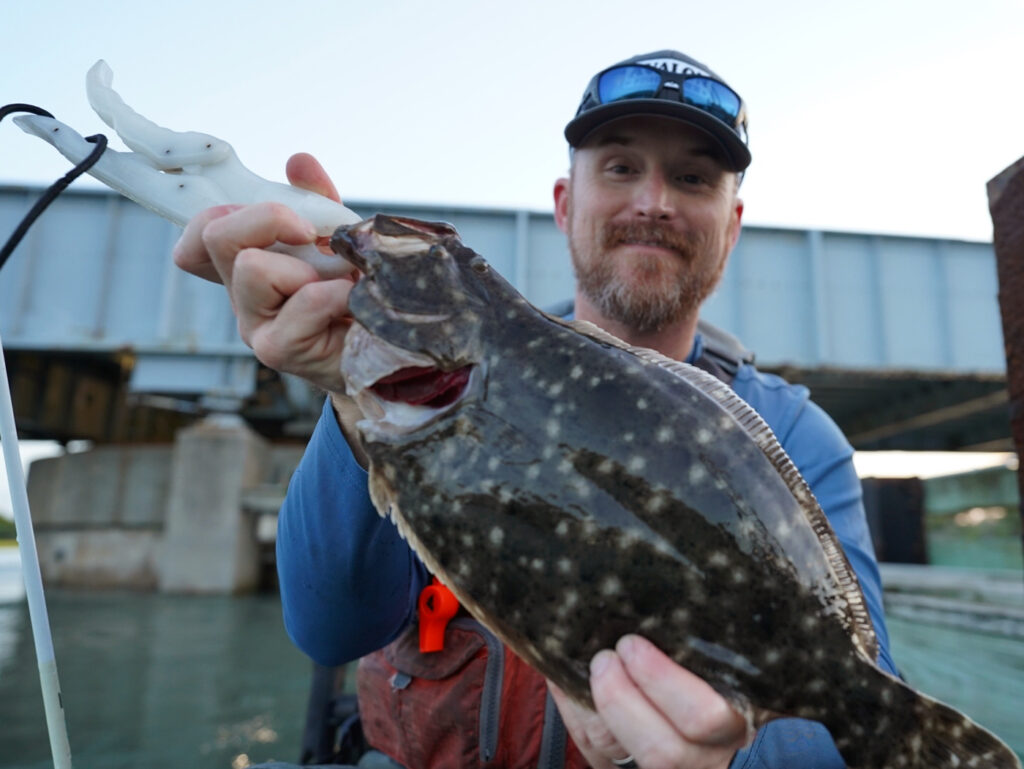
[595,64,748,143]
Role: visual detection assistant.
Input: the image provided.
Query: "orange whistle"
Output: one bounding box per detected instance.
[418,576,459,653]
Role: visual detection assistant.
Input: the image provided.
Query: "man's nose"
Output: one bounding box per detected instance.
[633,171,675,220]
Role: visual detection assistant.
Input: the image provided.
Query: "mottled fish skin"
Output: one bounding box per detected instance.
[331,215,1020,769]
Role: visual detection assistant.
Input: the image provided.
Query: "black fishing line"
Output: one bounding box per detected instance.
[0,103,108,272]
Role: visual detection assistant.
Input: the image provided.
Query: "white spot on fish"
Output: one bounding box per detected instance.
[555,520,570,537]
[548,381,564,397]
[498,487,513,504]
[639,616,660,632]
[601,575,622,596]
[558,459,573,475]
[688,464,707,484]
[458,560,472,577]
[570,365,583,379]
[696,428,712,445]
[623,432,635,443]
[656,426,674,443]
[636,397,648,410]
[627,456,646,473]
[572,478,591,498]
[531,558,545,572]
[672,608,690,624]
[526,465,541,480]
[546,420,561,439]
[543,637,563,655]
[556,589,580,617]
[489,527,505,546]
[461,534,474,548]
[764,648,782,665]
[807,679,826,694]
[589,376,601,388]
[708,551,729,567]
[597,458,614,474]
[487,456,501,471]
[557,558,572,574]
[646,494,666,513]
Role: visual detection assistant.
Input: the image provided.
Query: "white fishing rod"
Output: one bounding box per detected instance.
[0,103,98,769]
[0,338,72,769]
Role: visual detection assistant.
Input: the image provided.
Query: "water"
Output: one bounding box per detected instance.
[1,587,1022,767]
[0,589,314,768]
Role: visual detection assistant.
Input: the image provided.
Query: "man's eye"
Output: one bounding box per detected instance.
[608,164,634,175]
[678,173,705,185]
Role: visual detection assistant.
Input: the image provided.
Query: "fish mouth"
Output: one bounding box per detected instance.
[341,324,477,436]
[370,365,473,408]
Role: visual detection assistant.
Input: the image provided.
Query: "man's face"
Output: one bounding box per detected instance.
[554,116,744,334]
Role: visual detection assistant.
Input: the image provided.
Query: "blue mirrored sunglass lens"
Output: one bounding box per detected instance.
[682,78,741,124]
[598,66,662,102]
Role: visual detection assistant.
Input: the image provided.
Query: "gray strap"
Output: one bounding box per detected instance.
[536,690,567,769]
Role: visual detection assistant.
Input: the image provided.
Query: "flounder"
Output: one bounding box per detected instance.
[331,214,1019,769]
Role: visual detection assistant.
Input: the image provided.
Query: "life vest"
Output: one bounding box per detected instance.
[356,315,751,769]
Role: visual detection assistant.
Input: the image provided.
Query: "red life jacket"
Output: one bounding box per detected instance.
[357,617,589,769]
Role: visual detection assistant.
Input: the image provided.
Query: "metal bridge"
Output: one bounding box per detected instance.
[0,185,1009,451]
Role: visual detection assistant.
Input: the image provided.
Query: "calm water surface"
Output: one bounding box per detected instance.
[1,588,1022,767]
[0,589,314,769]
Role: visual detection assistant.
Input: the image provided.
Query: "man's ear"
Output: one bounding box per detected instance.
[729,198,744,250]
[553,176,570,234]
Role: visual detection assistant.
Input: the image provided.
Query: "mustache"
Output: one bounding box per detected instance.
[599,222,695,256]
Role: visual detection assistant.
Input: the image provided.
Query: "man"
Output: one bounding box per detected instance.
[173,50,897,768]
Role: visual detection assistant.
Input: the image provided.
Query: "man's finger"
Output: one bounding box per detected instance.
[548,680,629,769]
[172,204,244,284]
[231,248,322,337]
[615,635,748,746]
[201,202,318,285]
[286,153,342,203]
[249,278,355,392]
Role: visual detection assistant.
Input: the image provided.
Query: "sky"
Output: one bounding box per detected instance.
[2,0,1023,517]
[1,0,1023,243]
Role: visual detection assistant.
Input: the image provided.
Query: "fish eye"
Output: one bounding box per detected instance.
[470,257,489,274]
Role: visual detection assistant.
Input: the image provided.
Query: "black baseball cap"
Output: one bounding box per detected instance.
[564,50,751,172]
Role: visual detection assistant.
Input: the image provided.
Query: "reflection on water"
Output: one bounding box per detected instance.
[0,590,313,769]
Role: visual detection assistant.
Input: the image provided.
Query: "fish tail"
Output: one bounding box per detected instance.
[828,671,1020,769]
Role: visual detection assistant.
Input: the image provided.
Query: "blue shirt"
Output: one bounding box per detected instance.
[276,333,898,768]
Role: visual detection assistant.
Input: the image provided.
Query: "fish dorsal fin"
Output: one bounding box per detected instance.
[564,319,879,662]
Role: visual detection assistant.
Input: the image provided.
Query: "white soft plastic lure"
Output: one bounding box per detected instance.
[14,60,361,278]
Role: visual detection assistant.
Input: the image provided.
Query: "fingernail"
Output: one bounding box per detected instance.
[303,220,319,239]
[616,634,642,662]
[590,650,614,677]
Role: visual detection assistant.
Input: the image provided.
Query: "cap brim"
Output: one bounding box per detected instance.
[564,99,751,172]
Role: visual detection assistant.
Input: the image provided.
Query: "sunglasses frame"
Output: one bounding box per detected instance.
[594,64,748,143]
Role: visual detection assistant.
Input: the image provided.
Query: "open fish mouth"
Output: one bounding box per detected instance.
[370,365,473,408]
[341,323,477,435]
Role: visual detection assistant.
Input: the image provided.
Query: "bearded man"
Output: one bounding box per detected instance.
[174,49,897,769]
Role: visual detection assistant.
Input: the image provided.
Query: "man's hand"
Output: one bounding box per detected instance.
[171,153,355,395]
[549,635,750,769]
